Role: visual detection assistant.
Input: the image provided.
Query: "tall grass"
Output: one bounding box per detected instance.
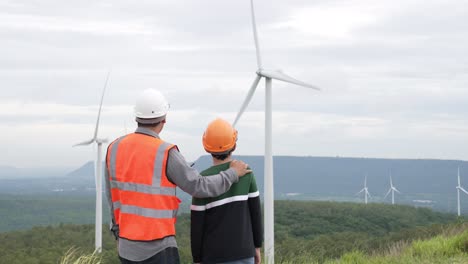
[323,223,468,264]
[59,247,101,264]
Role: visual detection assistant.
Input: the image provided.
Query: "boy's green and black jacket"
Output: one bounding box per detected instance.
[190,162,263,264]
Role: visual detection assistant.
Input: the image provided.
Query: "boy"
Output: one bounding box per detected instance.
[191,118,263,264]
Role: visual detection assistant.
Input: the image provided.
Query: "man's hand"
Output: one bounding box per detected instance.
[255,248,261,264]
[230,160,252,177]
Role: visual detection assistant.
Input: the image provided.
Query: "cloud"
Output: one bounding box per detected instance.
[0,14,154,35]
[0,0,467,167]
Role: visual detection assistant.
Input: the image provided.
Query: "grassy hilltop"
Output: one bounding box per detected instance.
[326,227,468,264]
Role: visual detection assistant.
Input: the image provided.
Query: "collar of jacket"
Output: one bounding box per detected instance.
[135,127,160,139]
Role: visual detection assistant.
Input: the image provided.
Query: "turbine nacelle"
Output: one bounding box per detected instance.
[73,138,108,147]
[73,138,95,147]
[257,69,321,90]
[96,138,109,144]
[233,69,320,128]
[384,187,401,198]
[356,187,371,197]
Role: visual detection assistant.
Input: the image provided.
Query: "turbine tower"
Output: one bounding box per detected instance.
[356,175,371,204]
[384,173,400,205]
[232,1,320,263]
[73,71,111,253]
[457,167,468,216]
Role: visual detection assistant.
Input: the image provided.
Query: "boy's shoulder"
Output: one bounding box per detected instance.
[200,162,231,176]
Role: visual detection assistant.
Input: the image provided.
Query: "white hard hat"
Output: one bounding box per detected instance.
[134,89,170,124]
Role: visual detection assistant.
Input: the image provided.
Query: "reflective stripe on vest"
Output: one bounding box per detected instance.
[107,133,180,241]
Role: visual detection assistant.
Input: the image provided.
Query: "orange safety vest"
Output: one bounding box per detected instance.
[106,132,180,241]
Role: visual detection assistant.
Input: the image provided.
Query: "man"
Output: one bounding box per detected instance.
[104,89,251,264]
[191,118,263,264]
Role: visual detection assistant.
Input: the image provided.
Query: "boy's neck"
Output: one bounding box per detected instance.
[212,156,232,166]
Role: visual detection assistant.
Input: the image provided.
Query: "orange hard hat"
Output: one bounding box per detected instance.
[203,118,238,154]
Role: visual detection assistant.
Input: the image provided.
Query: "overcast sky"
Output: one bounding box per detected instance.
[1,0,467,169]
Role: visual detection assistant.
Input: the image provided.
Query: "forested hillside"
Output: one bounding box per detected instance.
[1,200,465,263]
[0,194,99,232]
[270,201,462,263]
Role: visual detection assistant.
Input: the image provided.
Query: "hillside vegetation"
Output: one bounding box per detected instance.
[1,200,465,263]
[325,224,468,264]
[272,201,461,263]
[24,225,468,264]
[0,194,99,232]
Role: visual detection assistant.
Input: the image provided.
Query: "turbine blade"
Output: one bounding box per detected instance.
[384,189,392,199]
[93,70,111,140]
[73,138,95,147]
[258,69,320,90]
[458,169,461,186]
[233,75,262,127]
[393,187,401,194]
[250,0,262,69]
[459,186,468,195]
[390,176,393,187]
[366,190,372,198]
[356,188,365,195]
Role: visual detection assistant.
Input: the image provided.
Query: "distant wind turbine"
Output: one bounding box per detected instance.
[231,1,321,263]
[456,167,468,216]
[384,173,400,205]
[73,71,111,253]
[356,175,371,204]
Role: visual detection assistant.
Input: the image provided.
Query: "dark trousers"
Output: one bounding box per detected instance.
[119,247,180,264]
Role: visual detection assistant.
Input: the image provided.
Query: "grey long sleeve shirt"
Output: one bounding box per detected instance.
[166,148,238,198]
[105,127,239,261]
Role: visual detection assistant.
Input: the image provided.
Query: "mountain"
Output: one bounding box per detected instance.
[66,161,95,179]
[1,156,468,213]
[193,155,468,212]
[0,163,95,195]
[193,155,468,194]
[0,166,21,178]
[0,165,67,179]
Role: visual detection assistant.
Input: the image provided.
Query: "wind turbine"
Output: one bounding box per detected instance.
[456,167,468,216]
[73,71,111,253]
[356,175,371,204]
[232,1,320,263]
[384,173,400,205]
